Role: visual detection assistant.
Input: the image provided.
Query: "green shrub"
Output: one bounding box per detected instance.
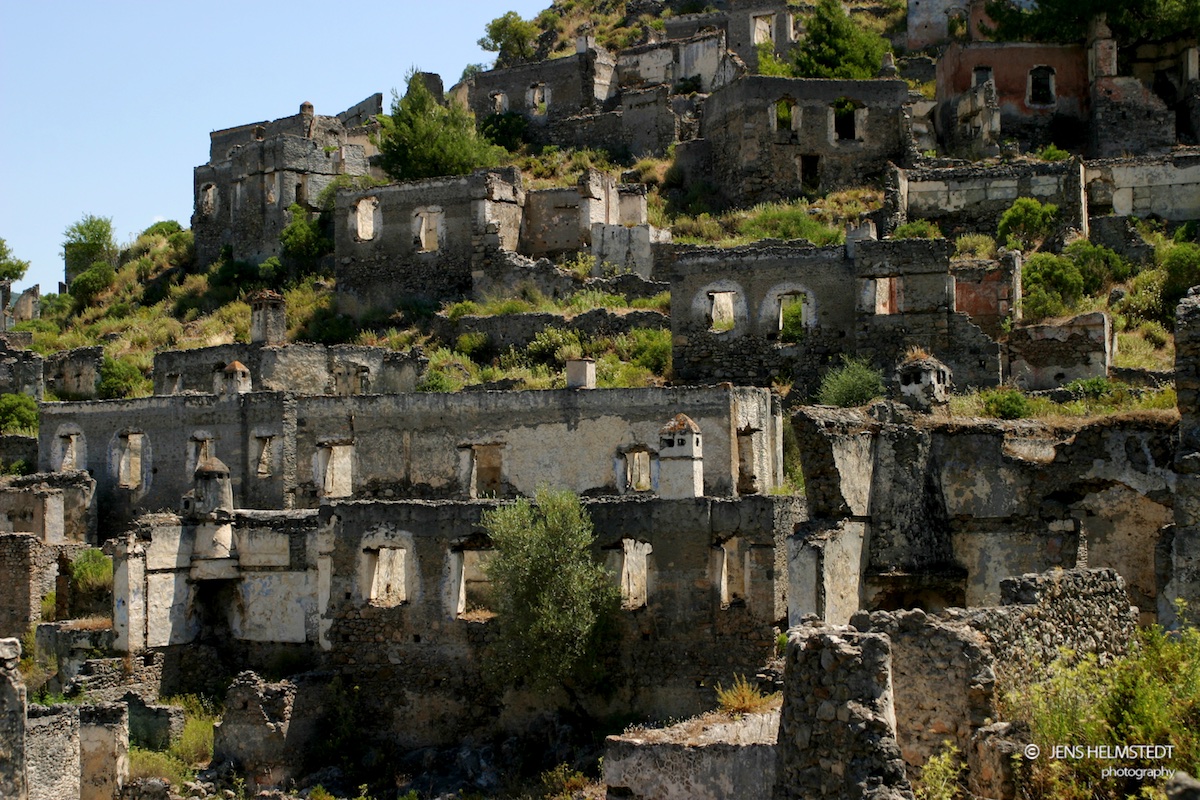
[913,741,965,800]
[997,197,1058,251]
[1174,220,1199,244]
[891,220,943,239]
[165,695,217,766]
[1161,242,1200,318]
[279,204,331,274]
[0,393,38,434]
[445,300,481,321]
[455,331,489,358]
[817,356,884,407]
[129,747,193,788]
[1022,253,1083,321]
[480,111,529,151]
[1035,143,1070,161]
[1063,240,1132,296]
[415,369,455,393]
[1115,268,1168,327]
[70,262,115,306]
[98,357,149,399]
[526,326,582,367]
[981,387,1030,419]
[1139,320,1170,349]
[623,327,672,376]
[482,488,619,693]
[715,674,778,714]
[1064,376,1114,399]
[737,203,843,245]
[630,292,671,313]
[6,459,33,476]
[142,220,183,238]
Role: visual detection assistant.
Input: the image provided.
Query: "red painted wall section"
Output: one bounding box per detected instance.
[937,42,1089,120]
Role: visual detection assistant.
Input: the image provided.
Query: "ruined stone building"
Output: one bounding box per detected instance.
[191,95,383,268]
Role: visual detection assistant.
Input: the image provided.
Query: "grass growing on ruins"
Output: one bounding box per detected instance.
[953,234,997,260]
[996,621,1200,799]
[715,674,780,715]
[128,747,194,789]
[912,741,966,800]
[163,694,219,766]
[891,220,944,239]
[69,549,113,597]
[950,382,1178,421]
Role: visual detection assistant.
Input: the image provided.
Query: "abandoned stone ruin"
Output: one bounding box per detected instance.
[3,0,1200,798]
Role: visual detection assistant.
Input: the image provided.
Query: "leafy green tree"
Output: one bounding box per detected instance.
[1022,252,1083,320]
[279,204,331,275]
[69,261,115,306]
[374,71,504,182]
[0,394,38,434]
[62,215,116,282]
[997,198,1058,251]
[816,355,885,407]
[0,238,30,282]
[983,0,1200,43]
[791,0,890,79]
[97,357,149,400]
[482,487,619,695]
[478,11,539,68]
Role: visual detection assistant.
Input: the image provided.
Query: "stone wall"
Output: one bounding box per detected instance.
[791,405,1176,623]
[79,703,128,800]
[602,711,778,800]
[774,622,913,800]
[426,308,668,358]
[44,346,104,400]
[0,339,44,400]
[952,254,1020,338]
[334,168,524,314]
[0,434,38,472]
[666,238,1001,395]
[616,29,744,94]
[26,704,80,800]
[152,342,426,397]
[0,637,25,800]
[853,568,1137,772]
[939,80,1001,160]
[467,45,617,131]
[1085,153,1200,221]
[698,76,911,203]
[1007,311,1111,390]
[193,98,379,268]
[896,158,1086,238]
[0,534,55,639]
[1168,294,1200,625]
[470,249,668,302]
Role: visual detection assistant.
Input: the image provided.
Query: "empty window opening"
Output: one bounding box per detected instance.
[256,436,274,477]
[187,436,212,477]
[199,184,217,217]
[874,276,902,315]
[59,434,78,471]
[778,293,807,343]
[354,196,378,241]
[947,9,968,40]
[801,155,820,193]
[470,444,505,498]
[364,547,407,607]
[317,443,353,498]
[624,450,653,492]
[527,83,548,116]
[333,363,371,396]
[614,539,652,610]
[413,207,443,253]
[973,66,994,87]
[491,92,509,113]
[736,429,761,495]
[294,181,307,208]
[456,549,496,618]
[753,14,774,45]
[1029,66,1055,105]
[118,433,144,489]
[832,98,861,141]
[707,291,736,332]
[718,537,747,607]
[773,98,799,134]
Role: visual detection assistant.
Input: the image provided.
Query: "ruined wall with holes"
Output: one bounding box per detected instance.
[894,158,1086,237]
[791,405,1176,626]
[0,340,44,400]
[110,493,800,750]
[846,568,1136,779]
[38,386,781,524]
[152,342,427,397]
[1084,153,1200,220]
[335,168,525,314]
[952,254,1020,339]
[193,98,380,268]
[519,170,641,258]
[616,29,744,94]
[693,76,910,203]
[426,308,668,359]
[936,42,1089,148]
[1007,311,1112,390]
[666,239,1001,396]
[43,347,103,401]
[467,44,618,136]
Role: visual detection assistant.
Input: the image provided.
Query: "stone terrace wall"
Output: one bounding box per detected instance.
[426,308,668,357]
[896,159,1086,238]
[774,622,914,800]
[1171,294,1200,625]
[0,638,25,800]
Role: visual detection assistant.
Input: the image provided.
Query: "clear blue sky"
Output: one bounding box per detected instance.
[0,1,549,296]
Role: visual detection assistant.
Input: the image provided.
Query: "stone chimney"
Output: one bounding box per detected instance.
[249,289,287,345]
[658,414,703,499]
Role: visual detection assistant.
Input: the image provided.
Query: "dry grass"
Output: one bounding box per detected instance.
[58,616,112,631]
[715,674,779,715]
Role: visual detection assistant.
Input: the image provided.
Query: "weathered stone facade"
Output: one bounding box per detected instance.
[0,637,25,800]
